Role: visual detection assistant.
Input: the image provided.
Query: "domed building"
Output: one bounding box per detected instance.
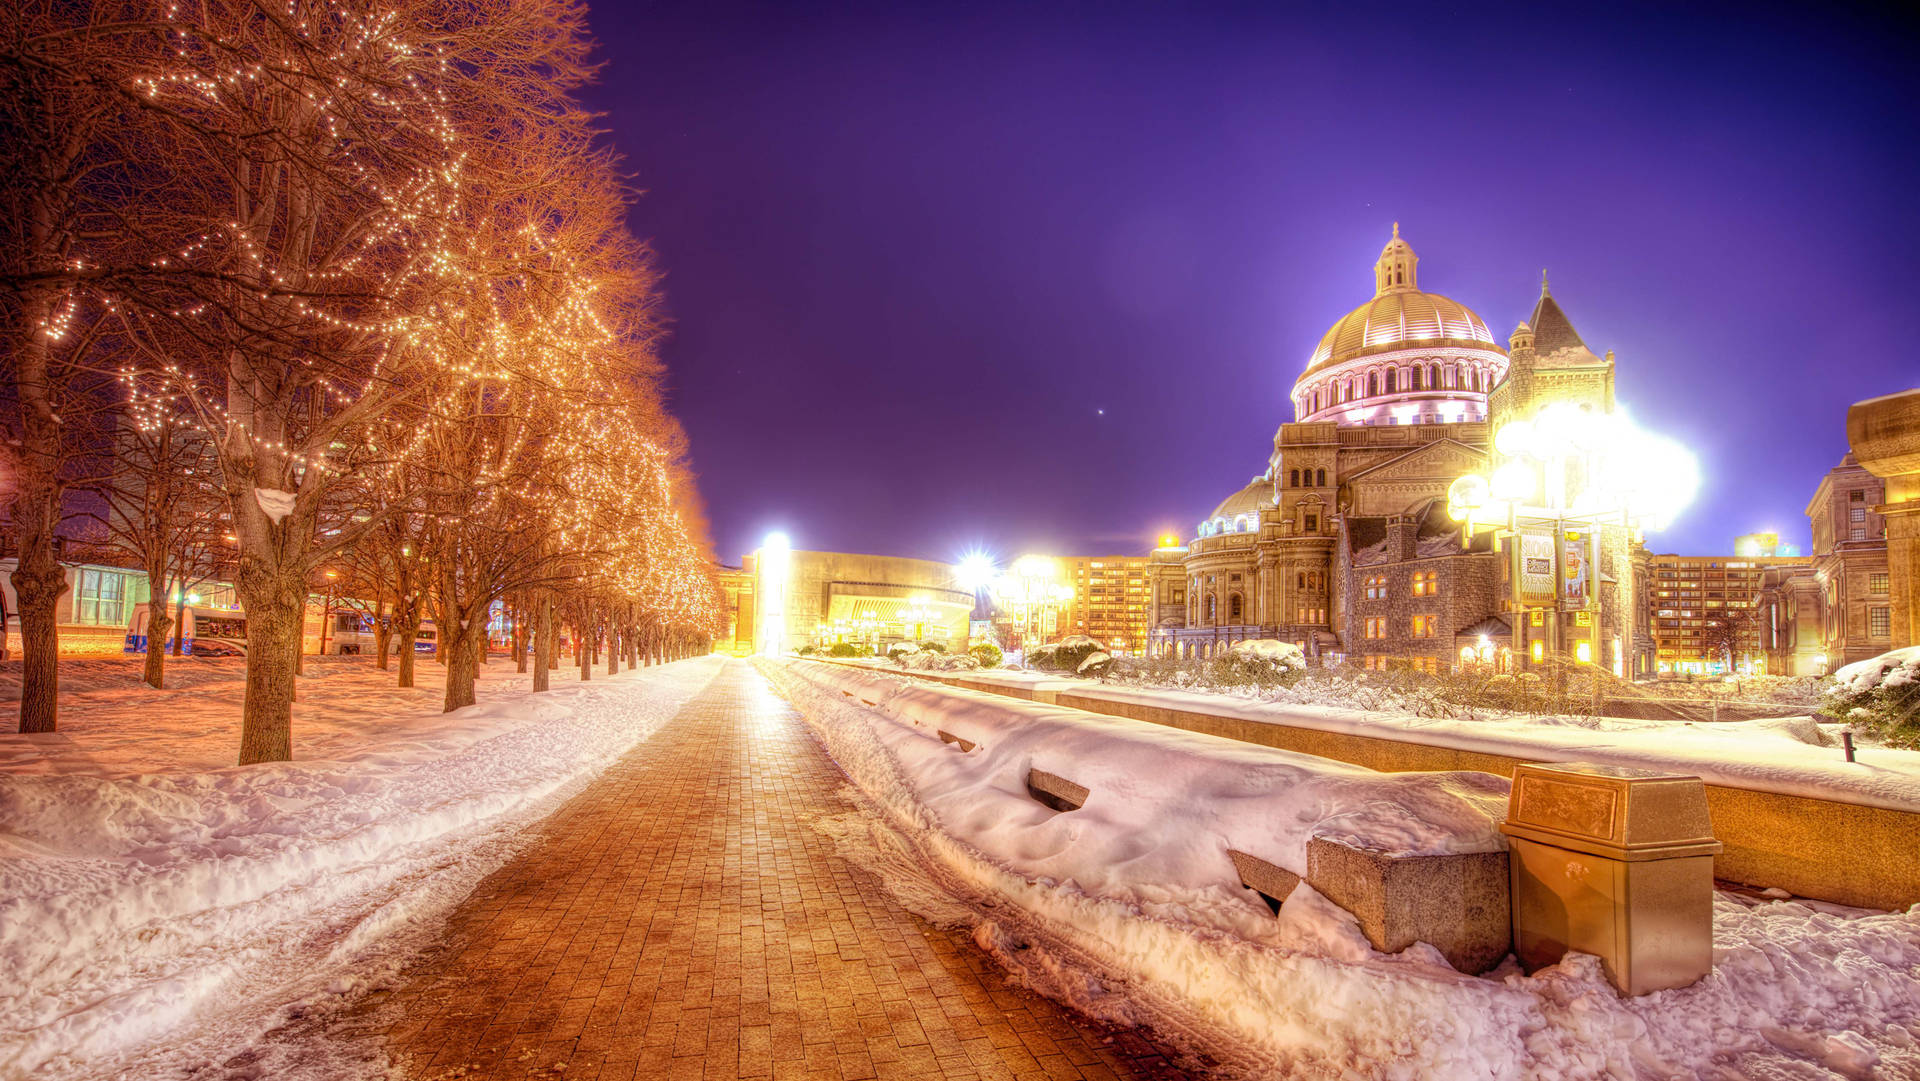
[1148,227,1652,677]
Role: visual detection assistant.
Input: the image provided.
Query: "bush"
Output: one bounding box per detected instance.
[826,642,863,658]
[969,642,1003,668]
[886,642,921,664]
[917,640,947,653]
[1027,634,1103,674]
[1825,647,1920,748]
[1077,650,1114,677]
[797,644,818,656]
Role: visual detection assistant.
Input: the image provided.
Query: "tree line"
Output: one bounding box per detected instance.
[1,0,722,762]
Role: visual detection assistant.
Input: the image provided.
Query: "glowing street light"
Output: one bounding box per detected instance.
[1449,401,1699,674]
[755,531,792,656]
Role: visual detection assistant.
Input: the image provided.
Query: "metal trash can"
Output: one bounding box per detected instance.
[1500,762,1723,996]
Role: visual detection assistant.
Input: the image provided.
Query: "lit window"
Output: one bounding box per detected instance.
[1365,575,1387,600]
[1870,607,1890,637]
[1412,570,1438,596]
[1411,614,1436,638]
[1365,617,1386,639]
[1870,573,1889,593]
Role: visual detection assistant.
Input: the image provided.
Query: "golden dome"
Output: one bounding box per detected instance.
[1302,225,1499,374]
[1205,477,1274,525]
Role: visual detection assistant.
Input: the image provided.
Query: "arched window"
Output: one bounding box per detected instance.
[1229,594,1244,622]
[1205,595,1217,624]
[1410,367,1422,391]
[1296,572,1305,589]
[1430,363,1441,388]
[1368,372,1379,396]
[1386,369,1398,393]
[1289,468,1300,487]
[1316,467,1327,487]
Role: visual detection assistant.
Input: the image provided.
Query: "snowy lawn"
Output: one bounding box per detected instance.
[766,658,1920,1080]
[0,652,724,1079]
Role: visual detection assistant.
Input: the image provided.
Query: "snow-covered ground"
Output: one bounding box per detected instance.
[765,658,1920,1081]
[0,653,723,1079]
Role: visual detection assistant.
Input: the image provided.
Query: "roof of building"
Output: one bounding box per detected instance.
[1303,226,1501,376]
[1208,476,1275,521]
[1527,276,1604,368]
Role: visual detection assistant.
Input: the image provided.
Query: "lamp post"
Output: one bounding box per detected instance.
[1448,402,1697,677]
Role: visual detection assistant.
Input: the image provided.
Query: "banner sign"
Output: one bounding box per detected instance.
[1519,530,1556,607]
[1561,529,1590,610]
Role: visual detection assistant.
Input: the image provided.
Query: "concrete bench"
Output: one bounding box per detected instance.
[1226,849,1300,915]
[1026,769,1088,812]
[1306,836,1511,975]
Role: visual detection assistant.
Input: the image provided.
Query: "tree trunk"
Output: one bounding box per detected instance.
[398,623,419,687]
[9,285,68,733]
[607,622,619,676]
[172,593,187,656]
[142,595,171,690]
[578,611,592,682]
[533,592,552,692]
[443,620,479,711]
[513,592,528,674]
[10,556,64,733]
[235,577,305,764]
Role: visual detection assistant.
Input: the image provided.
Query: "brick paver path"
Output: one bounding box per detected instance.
[368,660,1197,1080]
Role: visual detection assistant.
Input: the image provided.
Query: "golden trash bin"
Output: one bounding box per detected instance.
[1500,762,1723,996]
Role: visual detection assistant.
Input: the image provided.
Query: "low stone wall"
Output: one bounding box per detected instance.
[1052,689,1918,912]
[837,662,1919,911]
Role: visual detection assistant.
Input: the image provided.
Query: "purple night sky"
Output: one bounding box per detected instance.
[583,3,1918,567]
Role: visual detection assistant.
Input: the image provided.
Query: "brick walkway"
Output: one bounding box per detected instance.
[367,660,1196,1081]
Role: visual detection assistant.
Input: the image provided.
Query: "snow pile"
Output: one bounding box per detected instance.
[0,656,723,1078]
[1834,645,1920,697]
[765,659,1920,1080]
[1228,638,1307,670]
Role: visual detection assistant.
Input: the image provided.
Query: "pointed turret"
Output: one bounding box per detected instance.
[1528,271,1596,362]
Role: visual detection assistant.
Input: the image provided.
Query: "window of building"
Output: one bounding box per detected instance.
[1364,617,1386,639]
[1365,575,1387,600]
[1851,506,1866,522]
[1304,513,1318,532]
[1871,572,1890,593]
[1851,528,1866,541]
[1205,595,1216,623]
[1410,367,1422,391]
[1315,468,1326,487]
[1870,607,1890,637]
[1410,614,1437,638]
[75,568,135,627]
[1228,594,1244,622]
[1851,490,1865,502]
[1289,468,1299,487]
[1368,372,1379,396]
[1411,570,1438,596]
[1385,369,1398,393]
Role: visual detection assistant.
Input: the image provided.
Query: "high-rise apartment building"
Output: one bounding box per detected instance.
[1649,553,1812,674]
[1060,555,1154,654]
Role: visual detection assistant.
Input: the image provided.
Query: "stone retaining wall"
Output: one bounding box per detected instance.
[839,662,1919,911]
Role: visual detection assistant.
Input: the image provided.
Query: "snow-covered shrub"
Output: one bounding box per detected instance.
[1027,634,1102,673]
[886,642,922,664]
[969,642,1003,668]
[918,639,948,653]
[1826,646,1920,748]
[797,644,818,656]
[1204,639,1308,690]
[827,641,864,658]
[1077,650,1114,677]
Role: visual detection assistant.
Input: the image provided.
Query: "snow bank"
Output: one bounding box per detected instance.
[903,667,1920,813]
[766,659,1920,1080]
[1834,645,1920,696]
[0,656,722,1079]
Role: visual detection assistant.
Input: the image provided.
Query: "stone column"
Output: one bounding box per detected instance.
[1849,390,1920,650]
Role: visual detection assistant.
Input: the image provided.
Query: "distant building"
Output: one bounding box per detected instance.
[1648,553,1813,675]
[1752,455,1896,674]
[1059,555,1153,654]
[727,544,973,656]
[1847,387,1920,650]
[1151,226,1649,676]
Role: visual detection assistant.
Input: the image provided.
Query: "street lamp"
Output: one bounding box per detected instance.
[1449,401,1697,676]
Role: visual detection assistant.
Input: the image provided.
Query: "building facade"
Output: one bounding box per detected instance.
[1807,457,1894,666]
[735,545,974,656]
[1059,555,1153,654]
[1648,553,1813,674]
[1150,226,1651,676]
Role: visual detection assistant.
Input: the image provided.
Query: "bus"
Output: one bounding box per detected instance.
[326,611,437,656]
[125,605,250,657]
